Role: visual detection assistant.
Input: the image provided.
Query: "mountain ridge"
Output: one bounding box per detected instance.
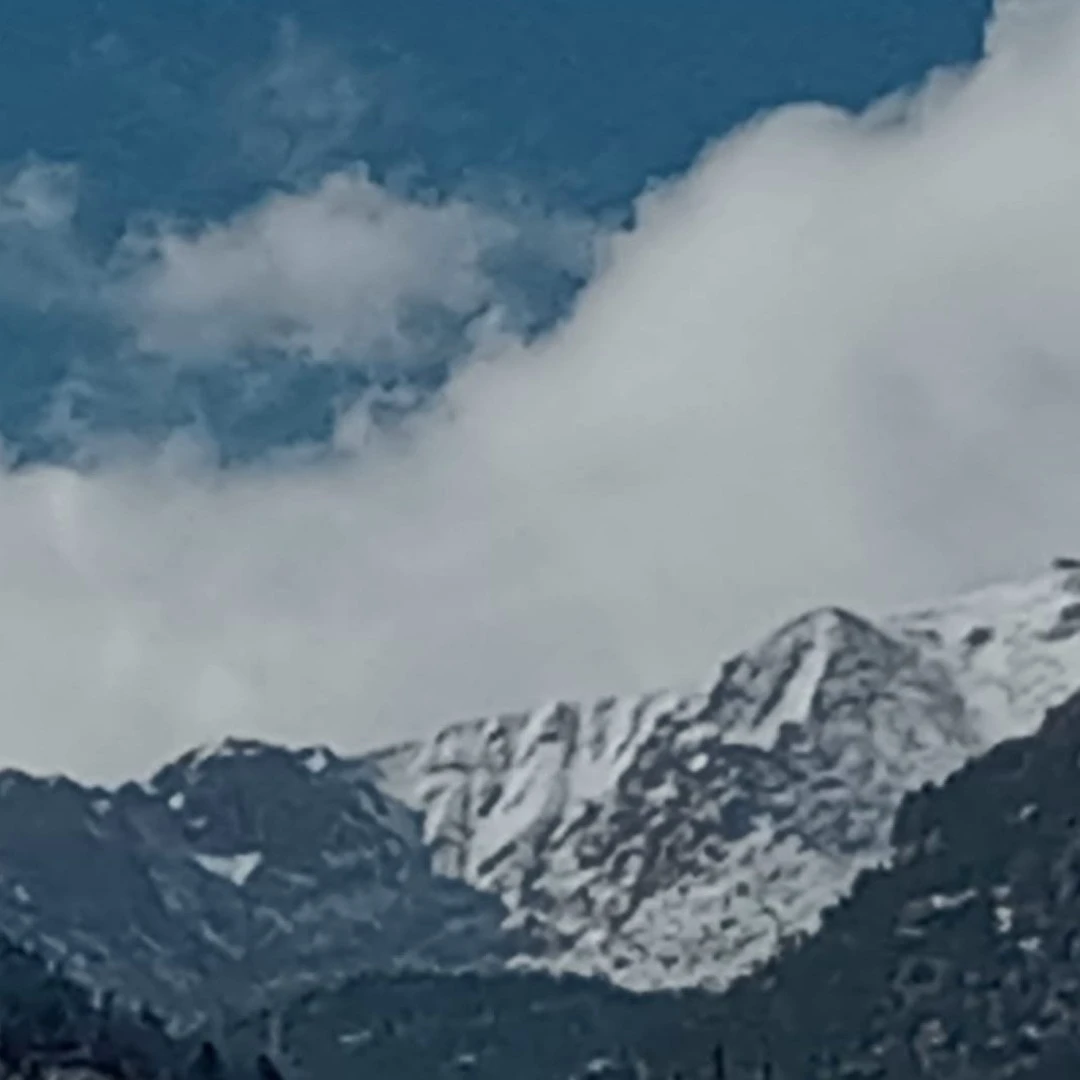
[0,739,514,1024]
[364,565,1080,991]
[2,562,1080,1020]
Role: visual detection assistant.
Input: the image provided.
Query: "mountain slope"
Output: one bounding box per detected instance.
[226,674,1080,1080]
[0,741,513,1023]
[365,565,1080,992]
[3,564,1080,1019]
[705,683,1080,1079]
[0,932,237,1080]
[225,968,724,1080]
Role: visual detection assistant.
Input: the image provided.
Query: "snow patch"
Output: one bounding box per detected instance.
[193,851,263,886]
[304,747,330,774]
[927,888,977,912]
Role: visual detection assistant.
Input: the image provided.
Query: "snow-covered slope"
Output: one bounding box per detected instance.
[3,563,1080,1015]
[364,563,1080,992]
[885,563,1080,742]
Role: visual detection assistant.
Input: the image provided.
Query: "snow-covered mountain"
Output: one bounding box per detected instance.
[3,562,1080,1016]
[364,562,1080,991]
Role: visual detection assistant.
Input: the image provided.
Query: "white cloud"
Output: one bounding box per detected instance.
[110,166,519,363]
[3,0,1080,783]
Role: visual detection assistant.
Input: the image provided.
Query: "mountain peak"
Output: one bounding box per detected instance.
[358,566,1080,992]
[159,737,339,781]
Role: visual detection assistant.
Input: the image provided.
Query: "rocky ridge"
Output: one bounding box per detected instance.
[0,741,512,1023]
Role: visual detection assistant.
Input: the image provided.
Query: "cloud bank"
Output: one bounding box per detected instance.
[3,0,1080,782]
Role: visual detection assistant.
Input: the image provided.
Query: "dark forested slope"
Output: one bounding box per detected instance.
[705,688,1080,1078]
[246,688,1080,1080]
[0,932,249,1079]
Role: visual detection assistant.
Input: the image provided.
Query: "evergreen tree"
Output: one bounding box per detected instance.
[712,1043,725,1080]
[0,1024,17,1072]
[187,1040,226,1080]
[255,1051,286,1080]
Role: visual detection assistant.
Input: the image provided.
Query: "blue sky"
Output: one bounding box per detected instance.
[0,0,990,463]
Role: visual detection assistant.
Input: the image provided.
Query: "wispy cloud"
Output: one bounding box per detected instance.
[225,18,376,186]
[1,0,1079,782]
[0,160,80,231]
[0,159,93,308]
